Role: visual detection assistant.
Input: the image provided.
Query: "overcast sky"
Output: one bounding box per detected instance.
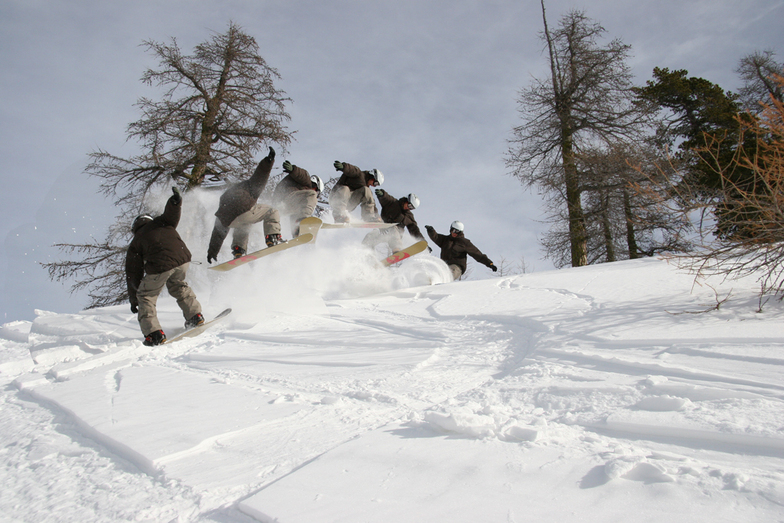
[1,0,782,321]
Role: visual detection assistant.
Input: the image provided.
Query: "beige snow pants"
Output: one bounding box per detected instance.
[229,204,282,251]
[362,226,403,253]
[136,263,201,336]
[280,190,317,237]
[329,185,378,222]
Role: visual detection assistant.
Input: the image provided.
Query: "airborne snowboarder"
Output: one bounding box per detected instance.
[329,160,383,223]
[363,189,425,253]
[207,147,283,263]
[272,160,324,237]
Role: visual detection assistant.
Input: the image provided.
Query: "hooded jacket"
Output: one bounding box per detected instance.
[214,148,275,227]
[331,162,373,193]
[427,228,493,275]
[272,164,314,202]
[125,194,191,306]
[208,148,275,258]
[377,190,424,241]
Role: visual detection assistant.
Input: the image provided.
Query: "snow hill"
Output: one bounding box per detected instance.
[2,241,784,522]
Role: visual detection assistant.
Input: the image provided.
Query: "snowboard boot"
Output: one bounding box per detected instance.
[231,245,246,259]
[265,234,283,247]
[184,313,205,329]
[333,213,350,224]
[143,329,166,346]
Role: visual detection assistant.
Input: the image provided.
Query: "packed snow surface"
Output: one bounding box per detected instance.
[2,246,784,522]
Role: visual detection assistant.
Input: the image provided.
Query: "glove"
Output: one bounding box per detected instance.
[171,186,181,204]
[282,160,293,173]
[334,160,344,171]
[489,263,498,272]
[130,302,138,314]
[268,146,275,161]
[207,252,217,264]
[375,188,385,198]
[425,225,435,234]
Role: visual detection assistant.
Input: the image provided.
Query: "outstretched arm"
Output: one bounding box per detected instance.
[405,219,425,241]
[337,162,364,181]
[247,147,276,199]
[161,187,183,228]
[424,225,445,247]
[207,218,229,264]
[125,245,143,311]
[464,239,494,268]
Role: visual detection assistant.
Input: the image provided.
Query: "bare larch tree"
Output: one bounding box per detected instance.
[43,22,294,308]
[507,2,649,267]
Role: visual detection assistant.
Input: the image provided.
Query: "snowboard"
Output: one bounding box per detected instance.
[322,221,395,229]
[163,308,232,344]
[298,217,323,242]
[381,240,429,267]
[208,233,314,272]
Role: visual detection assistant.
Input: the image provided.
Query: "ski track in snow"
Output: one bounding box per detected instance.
[2,256,784,521]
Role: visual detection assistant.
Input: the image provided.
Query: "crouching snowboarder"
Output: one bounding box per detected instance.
[329,160,383,223]
[272,160,324,237]
[363,189,425,253]
[207,147,283,263]
[425,221,497,281]
[126,187,203,346]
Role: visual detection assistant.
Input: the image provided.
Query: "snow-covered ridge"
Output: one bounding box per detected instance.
[2,255,784,522]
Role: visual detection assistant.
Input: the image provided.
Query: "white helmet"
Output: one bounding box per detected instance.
[369,169,384,186]
[450,220,464,232]
[310,174,324,193]
[406,193,420,210]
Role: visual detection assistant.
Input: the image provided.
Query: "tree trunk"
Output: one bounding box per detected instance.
[623,187,640,259]
[562,132,588,266]
[189,44,234,188]
[601,190,615,262]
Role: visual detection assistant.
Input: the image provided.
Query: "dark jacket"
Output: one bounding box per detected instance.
[126,194,191,306]
[208,149,275,258]
[214,149,275,227]
[427,229,493,275]
[378,190,424,240]
[272,165,313,202]
[331,162,372,193]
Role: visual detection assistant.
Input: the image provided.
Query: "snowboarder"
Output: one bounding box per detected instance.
[272,160,324,237]
[425,221,497,281]
[207,147,283,263]
[329,160,384,223]
[363,188,425,253]
[126,187,203,346]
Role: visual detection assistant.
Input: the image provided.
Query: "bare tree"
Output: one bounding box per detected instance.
[517,256,530,274]
[540,141,693,267]
[43,22,294,308]
[736,50,783,113]
[507,2,650,267]
[90,21,292,207]
[582,142,693,262]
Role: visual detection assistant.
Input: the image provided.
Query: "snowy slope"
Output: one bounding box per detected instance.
[2,250,784,522]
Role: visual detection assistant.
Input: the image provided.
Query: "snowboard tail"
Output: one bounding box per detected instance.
[298,217,322,242]
[381,240,429,267]
[164,308,232,344]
